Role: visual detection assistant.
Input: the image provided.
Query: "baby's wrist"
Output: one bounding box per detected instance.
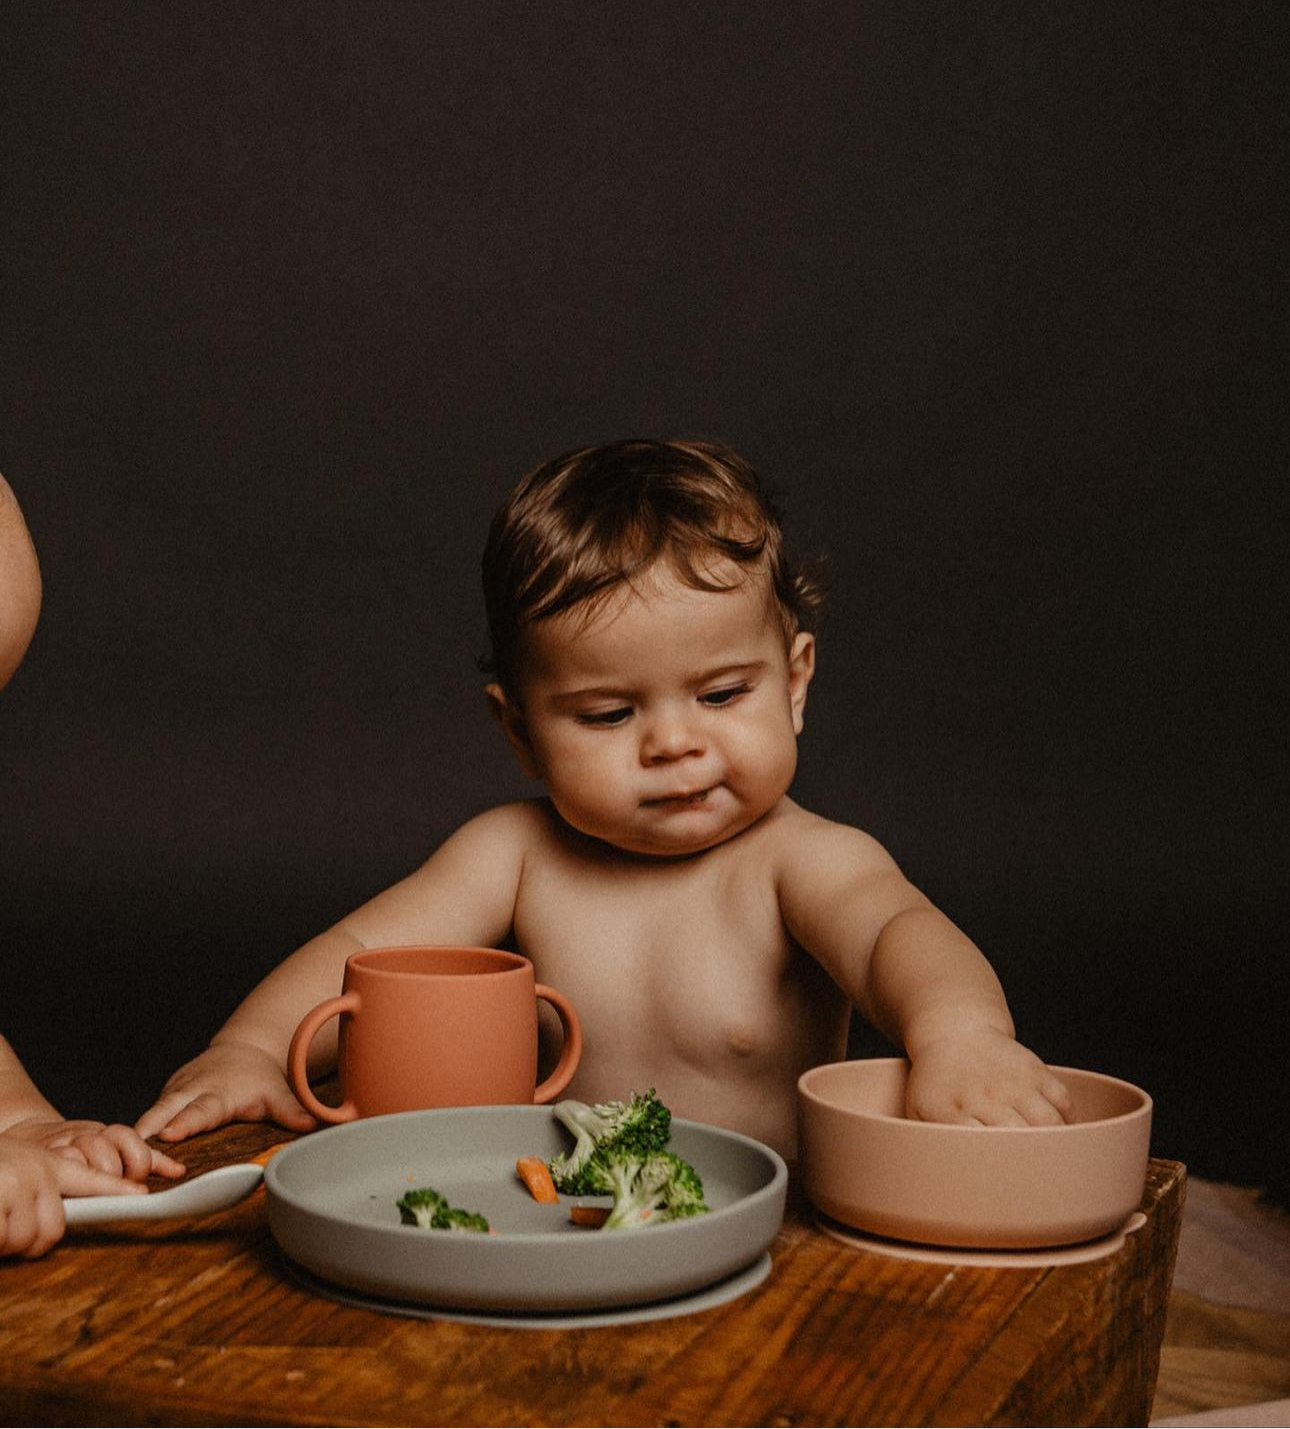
[208,1030,285,1068]
[905,1018,1015,1060]
[0,1111,61,1141]
[0,1072,63,1132]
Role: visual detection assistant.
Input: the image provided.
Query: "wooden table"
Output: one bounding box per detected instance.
[0,1122,1184,1427]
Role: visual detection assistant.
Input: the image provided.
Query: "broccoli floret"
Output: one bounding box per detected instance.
[432,1205,491,1234]
[547,1089,672,1194]
[599,1147,710,1231]
[659,1156,708,1220]
[396,1186,489,1233]
[545,1088,706,1228]
[397,1186,448,1228]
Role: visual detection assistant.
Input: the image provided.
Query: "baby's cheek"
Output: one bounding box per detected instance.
[546,773,621,839]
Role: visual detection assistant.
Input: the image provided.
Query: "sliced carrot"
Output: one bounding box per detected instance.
[516,1155,559,1204]
[569,1204,610,1228]
[248,1142,292,1167]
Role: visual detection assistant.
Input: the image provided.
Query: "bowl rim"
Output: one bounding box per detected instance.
[797,1057,1152,1131]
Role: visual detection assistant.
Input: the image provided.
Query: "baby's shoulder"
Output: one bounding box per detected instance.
[454,798,558,851]
[757,799,899,877]
[428,799,549,872]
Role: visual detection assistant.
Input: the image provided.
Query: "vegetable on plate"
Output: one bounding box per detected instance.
[547,1089,710,1231]
[516,1155,559,1203]
[396,1186,490,1233]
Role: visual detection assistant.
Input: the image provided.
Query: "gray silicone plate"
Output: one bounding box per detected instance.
[264,1105,788,1312]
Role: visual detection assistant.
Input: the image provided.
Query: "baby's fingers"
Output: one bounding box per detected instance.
[148,1146,187,1179]
[991,1077,1073,1128]
[52,1157,149,1199]
[133,1096,184,1142]
[2,1198,61,1259]
[136,1093,227,1143]
[259,1087,319,1134]
[96,1124,185,1181]
[969,1102,1029,1128]
[1010,1093,1067,1127]
[1038,1072,1075,1123]
[61,1132,127,1177]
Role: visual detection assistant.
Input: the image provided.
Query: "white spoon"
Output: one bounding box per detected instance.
[62,1163,265,1226]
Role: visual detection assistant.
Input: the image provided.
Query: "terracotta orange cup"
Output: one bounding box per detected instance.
[287,945,582,1124]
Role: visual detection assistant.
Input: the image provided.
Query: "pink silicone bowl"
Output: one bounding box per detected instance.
[797,1059,1152,1249]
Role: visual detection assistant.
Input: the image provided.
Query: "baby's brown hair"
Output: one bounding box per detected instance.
[480,438,825,695]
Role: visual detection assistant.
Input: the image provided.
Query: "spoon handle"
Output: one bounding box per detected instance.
[62,1164,264,1225]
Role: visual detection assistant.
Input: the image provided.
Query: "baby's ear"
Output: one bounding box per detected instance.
[484,683,542,779]
[788,632,815,735]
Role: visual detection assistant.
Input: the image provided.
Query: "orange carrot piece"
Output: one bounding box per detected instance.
[516,1155,559,1204]
[569,1204,610,1228]
[248,1142,292,1167]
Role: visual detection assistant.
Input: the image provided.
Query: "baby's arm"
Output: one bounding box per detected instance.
[0,1036,184,1182]
[777,818,1072,1126]
[136,804,533,1141]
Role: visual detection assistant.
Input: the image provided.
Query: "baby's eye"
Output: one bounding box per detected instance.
[699,683,751,708]
[575,706,632,727]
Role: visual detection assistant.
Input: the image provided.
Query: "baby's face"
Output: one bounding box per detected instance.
[493,560,814,857]
[0,476,41,690]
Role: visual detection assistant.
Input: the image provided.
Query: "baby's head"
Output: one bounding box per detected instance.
[481,438,822,700]
[0,475,42,691]
[480,439,825,855]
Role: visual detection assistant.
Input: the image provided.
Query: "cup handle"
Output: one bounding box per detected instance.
[532,985,583,1104]
[287,991,361,1124]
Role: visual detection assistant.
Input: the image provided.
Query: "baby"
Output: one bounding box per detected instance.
[1,475,183,1257]
[138,439,1071,1157]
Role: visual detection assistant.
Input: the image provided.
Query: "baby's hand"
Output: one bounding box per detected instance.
[0,1134,154,1258]
[906,1028,1074,1127]
[134,1042,318,1143]
[2,1116,185,1182]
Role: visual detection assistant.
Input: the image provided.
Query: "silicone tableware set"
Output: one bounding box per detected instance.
[67,945,1152,1310]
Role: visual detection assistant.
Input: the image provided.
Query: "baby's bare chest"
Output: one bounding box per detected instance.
[519,841,774,958]
[512,845,834,1067]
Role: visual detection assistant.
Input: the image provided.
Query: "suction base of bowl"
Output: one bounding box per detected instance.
[814,1210,1147,1268]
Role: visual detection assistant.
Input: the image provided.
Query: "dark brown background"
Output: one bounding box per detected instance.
[1,3,1284,1198]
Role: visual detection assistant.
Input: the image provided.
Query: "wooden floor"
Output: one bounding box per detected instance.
[1151,1180,1290,1427]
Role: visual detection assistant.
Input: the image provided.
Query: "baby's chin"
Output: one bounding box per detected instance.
[561,805,769,861]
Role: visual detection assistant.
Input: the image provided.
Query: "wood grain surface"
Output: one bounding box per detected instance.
[0,1123,1183,1428]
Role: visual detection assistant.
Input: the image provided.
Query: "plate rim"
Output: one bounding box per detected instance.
[264,1103,789,1245]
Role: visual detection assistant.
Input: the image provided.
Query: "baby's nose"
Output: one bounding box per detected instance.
[639,709,704,764]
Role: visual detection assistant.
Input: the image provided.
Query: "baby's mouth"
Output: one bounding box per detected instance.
[644,787,712,808]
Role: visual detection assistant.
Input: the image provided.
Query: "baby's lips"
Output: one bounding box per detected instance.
[643,784,716,806]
